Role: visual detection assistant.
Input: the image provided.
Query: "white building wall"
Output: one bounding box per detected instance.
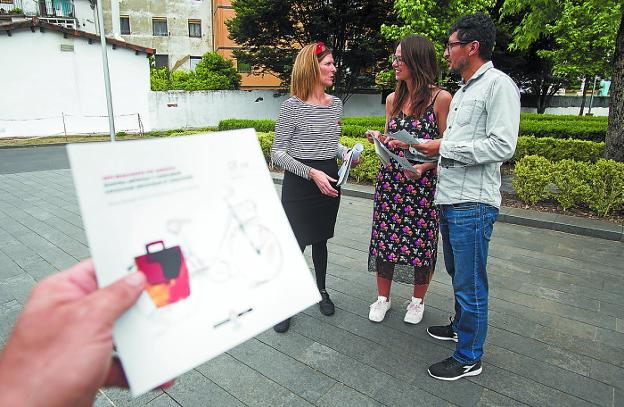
[0,29,151,137]
[520,107,609,116]
[74,0,97,33]
[148,91,387,130]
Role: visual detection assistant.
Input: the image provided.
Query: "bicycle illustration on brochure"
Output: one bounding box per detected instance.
[129,175,284,332]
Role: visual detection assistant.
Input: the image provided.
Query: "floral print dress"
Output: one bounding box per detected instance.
[368,103,441,285]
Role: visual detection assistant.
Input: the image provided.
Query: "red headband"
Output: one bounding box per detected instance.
[315,41,325,55]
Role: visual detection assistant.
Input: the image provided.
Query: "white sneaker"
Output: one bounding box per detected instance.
[404,297,424,324]
[369,296,391,322]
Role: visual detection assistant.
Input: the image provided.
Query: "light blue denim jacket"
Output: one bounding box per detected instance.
[435,61,521,208]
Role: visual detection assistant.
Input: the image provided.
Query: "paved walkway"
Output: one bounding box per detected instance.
[0,169,622,406]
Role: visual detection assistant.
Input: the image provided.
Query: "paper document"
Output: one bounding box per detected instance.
[389,129,439,163]
[372,136,419,175]
[337,143,363,187]
[67,129,321,396]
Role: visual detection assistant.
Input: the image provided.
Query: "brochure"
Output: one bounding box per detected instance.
[372,136,419,175]
[67,129,321,396]
[337,143,363,187]
[389,129,439,163]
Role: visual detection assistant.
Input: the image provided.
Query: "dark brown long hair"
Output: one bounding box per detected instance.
[391,35,438,118]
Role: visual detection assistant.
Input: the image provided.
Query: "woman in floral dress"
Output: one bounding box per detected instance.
[366,35,451,324]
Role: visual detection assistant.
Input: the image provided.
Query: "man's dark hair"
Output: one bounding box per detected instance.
[448,12,496,61]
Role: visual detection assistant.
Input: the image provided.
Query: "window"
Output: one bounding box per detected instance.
[120,16,130,35]
[154,54,169,68]
[152,18,168,36]
[237,60,251,74]
[188,19,201,38]
[189,56,202,71]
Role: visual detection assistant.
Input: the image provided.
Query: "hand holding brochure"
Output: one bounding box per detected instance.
[337,143,363,187]
[67,129,321,396]
[372,135,420,175]
[389,129,439,163]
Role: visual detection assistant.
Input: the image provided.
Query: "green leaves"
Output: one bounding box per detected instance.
[382,0,495,65]
[513,155,624,215]
[227,0,397,98]
[150,52,241,91]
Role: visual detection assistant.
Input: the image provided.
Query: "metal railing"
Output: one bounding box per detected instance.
[0,0,24,15]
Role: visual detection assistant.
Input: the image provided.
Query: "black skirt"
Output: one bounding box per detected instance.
[282,158,341,246]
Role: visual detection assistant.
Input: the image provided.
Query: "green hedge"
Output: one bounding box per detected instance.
[244,120,606,163]
[513,136,604,163]
[520,120,606,141]
[342,116,386,128]
[520,113,608,122]
[258,132,622,216]
[512,155,624,216]
[256,132,379,183]
[220,114,608,142]
[219,119,275,132]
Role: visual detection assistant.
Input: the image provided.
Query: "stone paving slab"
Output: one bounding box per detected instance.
[0,169,622,407]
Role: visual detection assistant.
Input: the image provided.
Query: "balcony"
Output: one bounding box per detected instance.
[0,0,76,29]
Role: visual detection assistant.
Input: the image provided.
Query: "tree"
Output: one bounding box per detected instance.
[491,2,574,114]
[150,52,241,91]
[226,0,397,100]
[501,0,623,161]
[381,0,495,68]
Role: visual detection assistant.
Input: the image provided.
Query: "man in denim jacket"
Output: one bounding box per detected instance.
[413,13,520,381]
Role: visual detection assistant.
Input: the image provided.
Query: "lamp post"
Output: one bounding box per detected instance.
[92,0,116,141]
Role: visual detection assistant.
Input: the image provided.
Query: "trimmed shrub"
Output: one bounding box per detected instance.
[512,155,553,205]
[520,120,607,142]
[513,136,604,163]
[342,117,386,128]
[586,159,624,216]
[512,156,624,216]
[552,160,592,210]
[219,119,275,132]
[342,124,379,138]
[339,136,379,183]
[520,113,608,123]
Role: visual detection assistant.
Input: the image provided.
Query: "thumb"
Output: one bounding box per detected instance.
[85,272,146,325]
[327,176,337,183]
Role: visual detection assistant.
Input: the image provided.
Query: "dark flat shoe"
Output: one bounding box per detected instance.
[273,318,291,333]
[319,290,335,316]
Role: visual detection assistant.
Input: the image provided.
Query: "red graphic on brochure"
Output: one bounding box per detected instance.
[134,241,190,307]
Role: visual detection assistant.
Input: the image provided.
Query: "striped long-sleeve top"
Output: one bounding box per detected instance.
[271,96,348,179]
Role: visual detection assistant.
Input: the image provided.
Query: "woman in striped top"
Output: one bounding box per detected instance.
[271,42,354,333]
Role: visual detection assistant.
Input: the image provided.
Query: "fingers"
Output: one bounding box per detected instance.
[84,272,146,326]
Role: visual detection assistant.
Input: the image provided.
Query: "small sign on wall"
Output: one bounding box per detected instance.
[60,44,74,52]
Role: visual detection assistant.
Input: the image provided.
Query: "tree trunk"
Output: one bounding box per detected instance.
[605,10,623,162]
[579,75,589,116]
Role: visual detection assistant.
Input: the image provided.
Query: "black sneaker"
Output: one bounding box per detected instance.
[273,318,291,333]
[427,317,458,342]
[428,357,482,381]
[319,290,335,316]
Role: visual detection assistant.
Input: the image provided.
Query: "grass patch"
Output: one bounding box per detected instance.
[0,127,218,147]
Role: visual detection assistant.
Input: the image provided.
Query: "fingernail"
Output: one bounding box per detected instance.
[126,272,146,287]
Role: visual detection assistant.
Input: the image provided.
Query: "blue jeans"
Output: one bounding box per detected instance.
[439,202,498,364]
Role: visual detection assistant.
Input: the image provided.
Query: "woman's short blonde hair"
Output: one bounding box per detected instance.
[290,42,332,100]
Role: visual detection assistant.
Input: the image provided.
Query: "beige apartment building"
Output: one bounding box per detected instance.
[212,0,281,89]
[99,0,212,71]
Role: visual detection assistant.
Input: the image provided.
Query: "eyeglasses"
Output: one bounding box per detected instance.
[445,40,471,51]
[391,54,404,65]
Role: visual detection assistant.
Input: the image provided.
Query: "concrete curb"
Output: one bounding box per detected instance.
[0,142,70,150]
[271,173,624,242]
